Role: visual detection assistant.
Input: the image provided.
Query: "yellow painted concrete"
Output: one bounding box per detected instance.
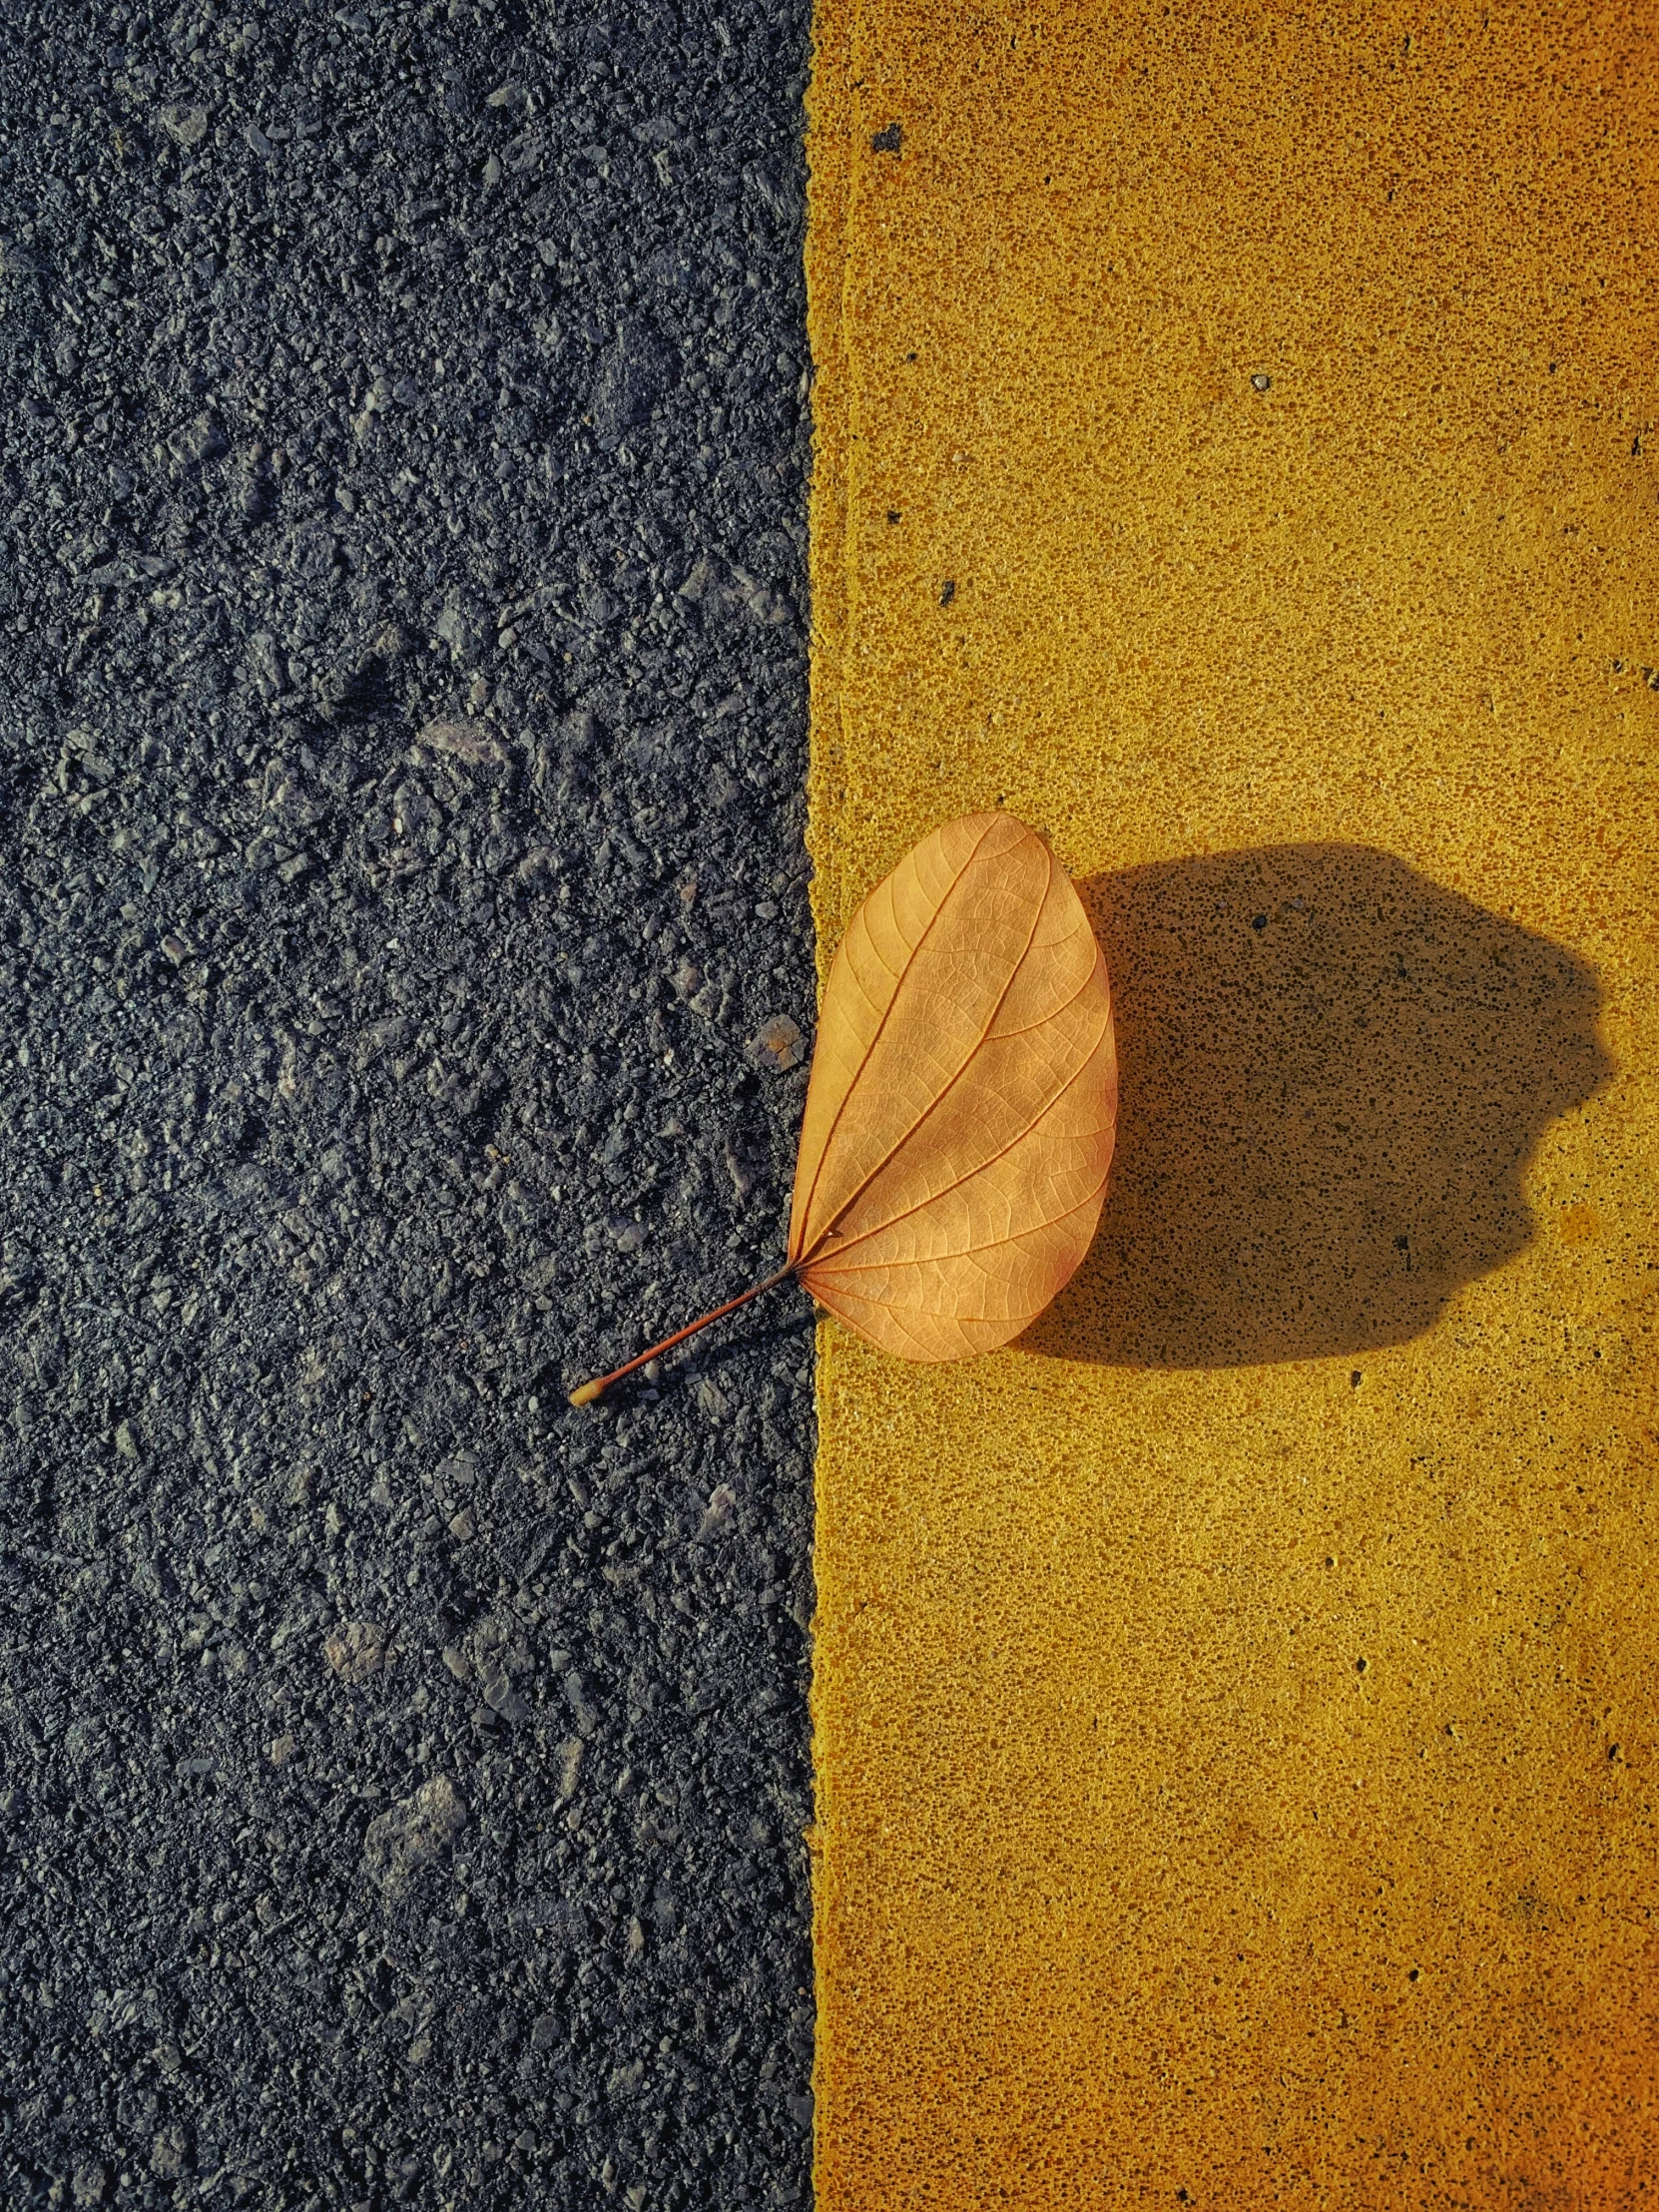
[806,4,1659,2204]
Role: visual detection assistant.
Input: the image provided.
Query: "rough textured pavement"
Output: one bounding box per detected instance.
[1,5,816,2208]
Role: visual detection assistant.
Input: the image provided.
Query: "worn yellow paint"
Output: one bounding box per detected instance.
[806,3,1659,2204]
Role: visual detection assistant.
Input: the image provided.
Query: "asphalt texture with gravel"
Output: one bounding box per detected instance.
[1,5,817,2208]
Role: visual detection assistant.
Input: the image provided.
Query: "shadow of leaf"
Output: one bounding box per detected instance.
[1021,843,1612,1370]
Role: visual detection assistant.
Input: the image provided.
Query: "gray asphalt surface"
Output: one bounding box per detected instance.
[1,5,816,2208]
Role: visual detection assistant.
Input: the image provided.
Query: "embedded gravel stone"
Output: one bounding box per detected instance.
[364,1777,470,1892]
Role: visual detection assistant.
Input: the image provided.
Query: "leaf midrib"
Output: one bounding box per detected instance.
[797,830,1056,1269]
[803,994,1111,1273]
[791,814,1005,1261]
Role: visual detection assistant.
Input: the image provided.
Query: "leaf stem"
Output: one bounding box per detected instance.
[567,1264,798,1407]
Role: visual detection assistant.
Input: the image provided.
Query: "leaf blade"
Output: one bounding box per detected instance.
[791,812,1117,1361]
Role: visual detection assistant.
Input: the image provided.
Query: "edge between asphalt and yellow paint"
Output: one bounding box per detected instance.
[807,5,1659,2207]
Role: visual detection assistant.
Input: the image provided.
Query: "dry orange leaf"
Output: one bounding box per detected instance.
[788,811,1117,1359]
[570,812,1117,1401]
